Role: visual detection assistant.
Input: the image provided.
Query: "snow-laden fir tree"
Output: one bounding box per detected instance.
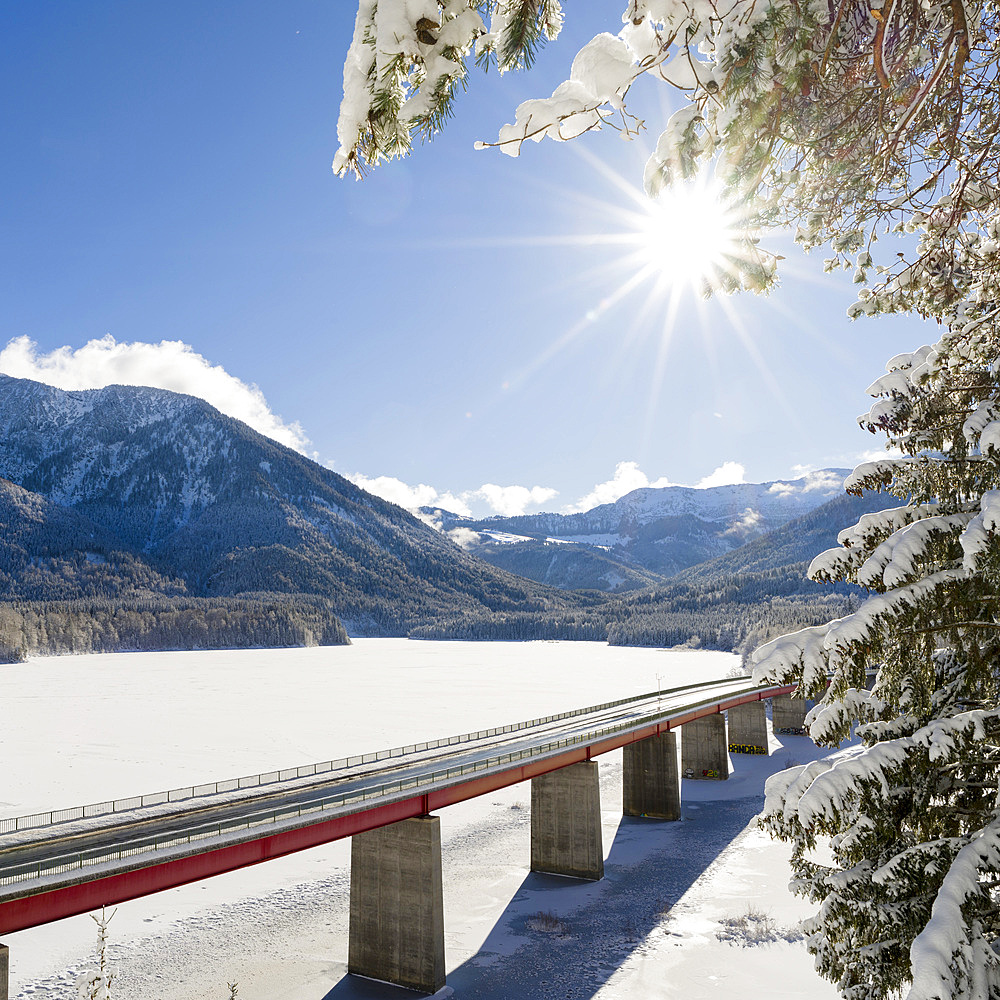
[753,318,1000,997]
[336,2,1000,997]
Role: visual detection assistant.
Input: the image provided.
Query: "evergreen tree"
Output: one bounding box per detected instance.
[337,1,1000,996]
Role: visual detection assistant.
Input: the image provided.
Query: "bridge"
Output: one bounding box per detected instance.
[0,677,808,997]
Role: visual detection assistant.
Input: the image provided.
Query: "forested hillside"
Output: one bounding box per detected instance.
[0,376,588,635]
[602,492,889,652]
[0,375,889,659]
[0,595,349,662]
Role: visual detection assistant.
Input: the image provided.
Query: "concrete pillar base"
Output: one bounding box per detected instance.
[0,942,7,1000]
[624,732,680,820]
[531,761,604,880]
[772,693,808,733]
[348,816,445,995]
[681,714,729,780]
[728,700,769,755]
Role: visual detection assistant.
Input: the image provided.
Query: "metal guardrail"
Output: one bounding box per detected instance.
[0,675,746,837]
[0,682,773,889]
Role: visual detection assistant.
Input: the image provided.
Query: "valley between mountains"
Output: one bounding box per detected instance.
[0,373,884,661]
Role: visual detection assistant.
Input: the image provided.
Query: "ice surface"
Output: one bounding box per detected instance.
[3,641,838,999]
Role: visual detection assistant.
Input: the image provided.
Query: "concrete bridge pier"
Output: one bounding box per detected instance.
[727,700,769,755]
[531,761,604,880]
[623,732,680,820]
[681,714,729,780]
[772,693,808,733]
[0,942,7,1000]
[348,815,445,995]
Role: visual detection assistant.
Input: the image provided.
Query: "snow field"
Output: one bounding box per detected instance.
[2,641,840,998]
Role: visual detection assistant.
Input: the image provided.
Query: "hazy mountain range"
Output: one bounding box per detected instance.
[422,468,849,592]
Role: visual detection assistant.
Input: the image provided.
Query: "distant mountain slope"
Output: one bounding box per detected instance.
[599,490,892,651]
[0,374,583,634]
[412,489,890,652]
[424,470,848,590]
[671,491,894,586]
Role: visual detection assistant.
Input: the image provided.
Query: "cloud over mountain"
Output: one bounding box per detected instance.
[345,473,474,517]
[0,335,311,454]
[563,461,676,513]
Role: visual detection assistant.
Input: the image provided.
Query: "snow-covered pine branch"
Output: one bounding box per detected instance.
[761,711,1000,1000]
[334,1,564,177]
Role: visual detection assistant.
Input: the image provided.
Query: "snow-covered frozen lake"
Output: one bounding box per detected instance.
[1,639,840,999]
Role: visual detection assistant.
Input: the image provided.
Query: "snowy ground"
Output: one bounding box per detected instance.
[1,640,841,999]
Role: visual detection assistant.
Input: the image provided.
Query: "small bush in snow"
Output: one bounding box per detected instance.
[525,910,568,935]
[76,909,116,1000]
[716,907,804,948]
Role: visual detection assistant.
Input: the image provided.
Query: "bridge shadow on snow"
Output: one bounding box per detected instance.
[321,734,820,1000]
[441,794,763,1000]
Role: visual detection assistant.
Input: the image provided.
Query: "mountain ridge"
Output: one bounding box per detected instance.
[0,374,585,634]
[422,468,849,590]
[0,373,882,657]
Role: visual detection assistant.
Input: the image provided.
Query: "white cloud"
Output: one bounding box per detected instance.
[346,473,473,517]
[787,464,845,492]
[723,507,763,536]
[802,469,845,492]
[0,334,311,453]
[348,475,558,518]
[564,461,675,513]
[695,461,746,489]
[566,459,753,513]
[446,526,482,549]
[770,468,846,498]
[348,471,562,518]
[853,447,904,464]
[469,483,558,517]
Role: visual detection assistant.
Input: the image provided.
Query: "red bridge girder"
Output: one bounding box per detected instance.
[0,684,794,935]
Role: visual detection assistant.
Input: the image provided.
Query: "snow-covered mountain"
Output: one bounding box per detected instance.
[424,470,849,589]
[0,374,576,632]
[0,372,866,651]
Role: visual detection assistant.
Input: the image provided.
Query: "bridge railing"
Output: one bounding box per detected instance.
[0,675,748,836]
[0,682,779,888]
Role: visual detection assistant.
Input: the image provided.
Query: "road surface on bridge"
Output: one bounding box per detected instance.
[0,674,793,933]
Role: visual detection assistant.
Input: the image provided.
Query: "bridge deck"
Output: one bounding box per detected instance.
[0,677,793,934]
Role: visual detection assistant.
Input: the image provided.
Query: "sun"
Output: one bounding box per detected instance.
[633,177,743,291]
[433,155,774,414]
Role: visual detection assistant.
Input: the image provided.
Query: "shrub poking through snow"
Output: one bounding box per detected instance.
[716,906,805,948]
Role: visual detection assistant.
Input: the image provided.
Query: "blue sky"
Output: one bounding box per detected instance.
[1,2,931,516]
